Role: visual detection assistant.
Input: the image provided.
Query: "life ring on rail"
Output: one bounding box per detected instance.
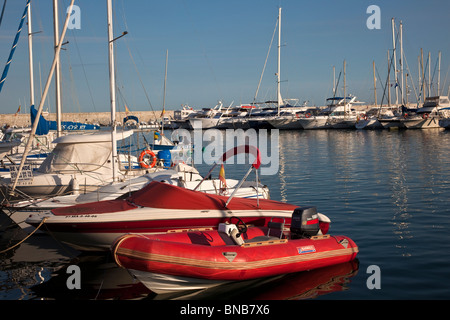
[422,113,429,119]
[305,113,311,118]
[139,150,157,168]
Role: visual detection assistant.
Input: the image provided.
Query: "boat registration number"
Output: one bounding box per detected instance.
[65,214,98,218]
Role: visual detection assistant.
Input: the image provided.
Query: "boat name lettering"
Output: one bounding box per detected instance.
[65,214,98,218]
[297,245,316,254]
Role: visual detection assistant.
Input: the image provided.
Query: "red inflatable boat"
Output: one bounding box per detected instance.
[112,209,358,294]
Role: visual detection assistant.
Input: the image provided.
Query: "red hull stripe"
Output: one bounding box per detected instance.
[117,246,357,271]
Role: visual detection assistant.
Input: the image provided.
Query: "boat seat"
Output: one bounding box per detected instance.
[267,217,285,239]
[218,223,244,246]
[245,235,279,243]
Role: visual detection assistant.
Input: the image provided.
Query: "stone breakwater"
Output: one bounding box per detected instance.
[0,110,174,128]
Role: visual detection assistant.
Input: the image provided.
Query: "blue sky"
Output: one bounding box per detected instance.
[1,0,449,115]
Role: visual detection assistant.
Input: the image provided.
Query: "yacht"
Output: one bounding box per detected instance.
[188,102,224,129]
[355,106,395,130]
[298,96,359,130]
[400,96,450,129]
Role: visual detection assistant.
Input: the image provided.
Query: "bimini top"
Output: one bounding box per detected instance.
[52,181,298,216]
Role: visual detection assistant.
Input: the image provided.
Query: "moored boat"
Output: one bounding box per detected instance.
[24,145,277,251]
[25,180,299,251]
[112,207,357,294]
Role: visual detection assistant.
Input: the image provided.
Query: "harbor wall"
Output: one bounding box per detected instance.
[0,110,175,128]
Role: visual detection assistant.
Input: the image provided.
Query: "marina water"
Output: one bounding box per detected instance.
[1,129,450,300]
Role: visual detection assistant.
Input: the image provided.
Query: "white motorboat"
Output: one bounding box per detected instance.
[400,96,450,129]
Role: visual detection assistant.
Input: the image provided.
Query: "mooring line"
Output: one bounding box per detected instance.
[0,217,48,254]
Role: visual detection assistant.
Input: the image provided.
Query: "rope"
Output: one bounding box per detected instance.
[0,217,48,254]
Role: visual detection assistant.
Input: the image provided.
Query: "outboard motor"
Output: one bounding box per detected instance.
[290,206,320,239]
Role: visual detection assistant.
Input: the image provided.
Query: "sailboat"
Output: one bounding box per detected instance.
[0,1,172,202]
[257,8,305,130]
[0,2,102,176]
[325,61,361,129]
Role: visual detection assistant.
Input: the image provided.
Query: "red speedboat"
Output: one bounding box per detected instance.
[26,145,331,251]
[26,181,304,251]
[112,209,358,294]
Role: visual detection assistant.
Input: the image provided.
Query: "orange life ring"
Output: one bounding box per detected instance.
[139,150,157,168]
[305,113,311,118]
[422,113,429,119]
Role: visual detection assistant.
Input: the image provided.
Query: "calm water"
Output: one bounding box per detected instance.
[1,129,450,300]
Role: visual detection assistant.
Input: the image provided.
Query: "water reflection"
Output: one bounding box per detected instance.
[2,129,450,299]
[29,253,359,300]
[31,254,151,300]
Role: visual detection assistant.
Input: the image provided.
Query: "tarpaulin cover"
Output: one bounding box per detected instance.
[129,181,298,211]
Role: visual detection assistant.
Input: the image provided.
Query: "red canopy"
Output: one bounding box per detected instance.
[52,198,137,216]
[129,181,297,211]
[52,181,298,216]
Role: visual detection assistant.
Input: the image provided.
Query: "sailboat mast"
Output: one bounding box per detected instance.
[107,0,118,181]
[428,52,431,96]
[27,2,34,107]
[373,61,377,107]
[421,48,424,101]
[387,51,391,107]
[343,59,346,114]
[400,21,404,105]
[391,18,398,105]
[10,0,75,194]
[162,49,168,136]
[163,49,168,112]
[53,0,62,136]
[438,51,441,95]
[277,7,282,115]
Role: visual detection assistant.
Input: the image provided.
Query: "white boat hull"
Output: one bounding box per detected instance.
[355,118,383,130]
[298,117,330,130]
[401,117,441,129]
[131,270,228,294]
[268,118,303,129]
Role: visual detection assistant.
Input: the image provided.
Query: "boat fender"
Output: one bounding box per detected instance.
[139,150,157,168]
